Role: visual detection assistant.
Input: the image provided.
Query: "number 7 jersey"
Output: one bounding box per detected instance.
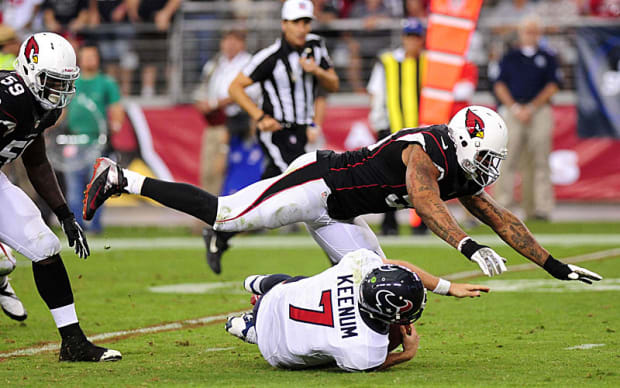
[255,249,389,371]
[0,70,61,167]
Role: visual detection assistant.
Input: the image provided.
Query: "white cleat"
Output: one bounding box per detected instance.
[0,277,27,321]
[225,312,257,344]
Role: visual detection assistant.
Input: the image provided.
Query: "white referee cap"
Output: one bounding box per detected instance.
[282,0,314,21]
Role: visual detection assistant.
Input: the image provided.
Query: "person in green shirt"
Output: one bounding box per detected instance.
[66,43,124,234]
[0,25,19,70]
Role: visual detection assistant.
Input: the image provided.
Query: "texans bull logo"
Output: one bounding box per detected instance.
[465,108,485,139]
[375,289,414,315]
[24,36,39,64]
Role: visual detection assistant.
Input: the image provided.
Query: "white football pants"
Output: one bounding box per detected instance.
[214,152,384,263]
[0,172,61,262]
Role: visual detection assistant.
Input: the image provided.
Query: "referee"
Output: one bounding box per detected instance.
[203,0,339,274]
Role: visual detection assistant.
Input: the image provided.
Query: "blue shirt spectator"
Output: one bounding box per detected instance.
[493,15,561,221]
[496,47,562,104]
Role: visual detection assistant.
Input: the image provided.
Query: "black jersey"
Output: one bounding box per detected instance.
[0,71,62,168]
[320,125,483,220]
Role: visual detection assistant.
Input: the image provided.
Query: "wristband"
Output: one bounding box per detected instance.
[53,204,72,221]
[432,278,451,295]
[542,255,571,280]
[457,237,471,251]
[458,237,484,260]
[257,113,266,123]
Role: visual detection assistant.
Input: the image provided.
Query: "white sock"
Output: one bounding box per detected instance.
[50,304,79,328]
[244,275,266,294]
[123,169,147,195]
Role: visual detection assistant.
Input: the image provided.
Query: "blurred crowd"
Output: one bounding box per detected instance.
[0,0,617,97]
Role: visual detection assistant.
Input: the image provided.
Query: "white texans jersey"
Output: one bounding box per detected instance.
[255,249,389,371]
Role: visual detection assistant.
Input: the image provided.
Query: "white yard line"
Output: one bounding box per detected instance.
[565,344,606,350]
[204,347,235,353]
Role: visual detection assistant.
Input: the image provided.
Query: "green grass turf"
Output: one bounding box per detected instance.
[0,223,618,387]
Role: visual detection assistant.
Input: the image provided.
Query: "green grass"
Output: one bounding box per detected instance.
[1,223,619,387]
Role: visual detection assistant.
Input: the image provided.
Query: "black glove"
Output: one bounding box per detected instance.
[54,204,90,259]
[543,255,602,284]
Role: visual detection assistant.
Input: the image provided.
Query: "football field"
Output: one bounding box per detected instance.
[0,222,618,387]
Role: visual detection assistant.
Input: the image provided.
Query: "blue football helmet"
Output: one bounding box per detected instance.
[359,265,427,325]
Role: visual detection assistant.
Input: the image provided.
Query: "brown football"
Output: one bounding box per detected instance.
[388,324,403,352]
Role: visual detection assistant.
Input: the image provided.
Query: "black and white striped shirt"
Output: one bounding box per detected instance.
[243,33,333,126]
[242,33,334,175]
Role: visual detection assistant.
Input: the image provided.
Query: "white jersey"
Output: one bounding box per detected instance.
[255,249,389,371]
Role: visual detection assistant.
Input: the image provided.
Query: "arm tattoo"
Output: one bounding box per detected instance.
[406,148,466,248]
[460,194,548,265]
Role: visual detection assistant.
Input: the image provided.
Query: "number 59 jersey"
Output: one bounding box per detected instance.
[255,249,389,372]
[0,71,61,167]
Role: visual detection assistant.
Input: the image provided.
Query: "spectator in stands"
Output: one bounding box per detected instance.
[0,25,19,70]
[345,0,393,93]
[366,18,428,235]
[65,43,124,233]
[1,0,44,35]
[42,0,89,34]
[126,0,182,97]
[493,15,561,222]
[403,0,429,18]
[193,29,258,198]
[536,0,579,20]
[313,0,340,23]
[87,0,137,96]
[485,0,536,22]
[580,0,620,17]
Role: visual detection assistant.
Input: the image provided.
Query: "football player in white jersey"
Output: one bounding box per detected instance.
[225,249,489,371]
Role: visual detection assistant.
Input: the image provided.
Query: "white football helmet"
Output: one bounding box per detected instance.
[448,105,508,187]
[14,32,80,110]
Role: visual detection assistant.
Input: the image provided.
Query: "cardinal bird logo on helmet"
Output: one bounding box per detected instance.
[24,36,39,64]
[465,109,485,139]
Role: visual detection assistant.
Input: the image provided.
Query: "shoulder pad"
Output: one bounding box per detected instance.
[0,74,31,127]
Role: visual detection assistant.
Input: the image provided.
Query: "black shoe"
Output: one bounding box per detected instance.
[202,228,229,275]
[59,336,122,362]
